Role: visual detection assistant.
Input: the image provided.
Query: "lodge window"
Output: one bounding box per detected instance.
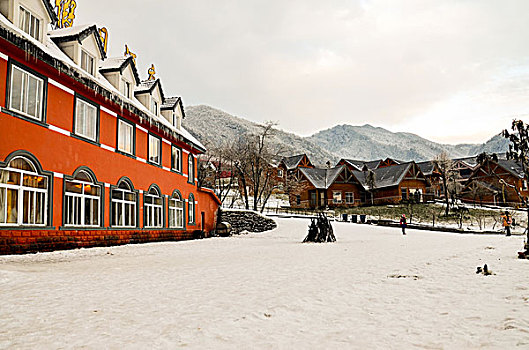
[333,191,342,204]
[117,119,135,155]
[171,146,182,172]
[401,187,408,200]
[345,192,354,204]
[296,195,301,205]
[278,170,284,178]
[74,97,98,142]
[0,157,48,226]
[188,194,195,224]
[144,186,163,228]
[80,49,95,76]
[64,169,101,227]
[9,64,44,121]
[19,6,40,40]
[523,180,528,191]
[111,179,137,228]
[148,134,161,165]
[188,155,195,183]
[168,190,184,228]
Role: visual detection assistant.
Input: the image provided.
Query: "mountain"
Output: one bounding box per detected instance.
[182,105,338,164]
[183,105,509,165]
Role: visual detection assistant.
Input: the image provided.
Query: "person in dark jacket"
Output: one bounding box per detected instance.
[400,214,407,235]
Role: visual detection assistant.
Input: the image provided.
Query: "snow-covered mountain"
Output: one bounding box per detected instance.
[183,105,509,165]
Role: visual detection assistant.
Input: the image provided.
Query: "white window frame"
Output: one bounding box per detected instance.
[80,49,95,76]
[9,64,44,121]
[111,183,136,228]
[121,79,131,99]
[172,146,182,172]
[64,173,101,227]
[188,155,194,182]
[150,99,158,115]
[333,191,342,204]
[169,192,184,228]
[74,98,98,141]
[188,194,195,224]
[0,157,48,227]
[148,135,161,165]
[19,6,41,40]
[117,120,134,155]
[144,188,163,228]
[345,192,354,204]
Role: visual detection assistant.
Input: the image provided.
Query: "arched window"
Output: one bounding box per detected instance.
[64,168,101,227]
[144,185,163,228]
[0,156,48,226]
[111,178,136,227]
[188,193,195,224]
[168,190,184,228]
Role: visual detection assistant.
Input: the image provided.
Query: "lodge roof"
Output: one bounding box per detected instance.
[353,162,416,190]
[0,14,205,152]
[99,56,140,84]
[161,96,186,119]
[417,161,435,176]
[48,24,107,59]
[497,159,524,178]
[282,154,307,170]
[299,166,344,189]
[341,159,381,171]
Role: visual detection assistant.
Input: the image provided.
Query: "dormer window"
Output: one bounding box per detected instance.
[19,6,40,41]
[81,49,95,76]
[150,100,158,116]
[121,80,131,99]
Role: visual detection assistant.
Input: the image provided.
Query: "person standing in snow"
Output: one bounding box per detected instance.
[502,211,512,236]
[400,214,407,235]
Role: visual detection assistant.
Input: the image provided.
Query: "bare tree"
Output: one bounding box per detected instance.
[198,145,238,206]
[433,152,458,216]
[364,169,376,205]
[228,122,282,212]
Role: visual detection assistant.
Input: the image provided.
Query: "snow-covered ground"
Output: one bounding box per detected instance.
[1,219,529,349]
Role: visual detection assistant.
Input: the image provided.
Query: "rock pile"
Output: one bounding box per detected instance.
[218,209,277,235]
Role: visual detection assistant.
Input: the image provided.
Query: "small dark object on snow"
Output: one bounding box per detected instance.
[477,264,494,275]
[303,213,336,243]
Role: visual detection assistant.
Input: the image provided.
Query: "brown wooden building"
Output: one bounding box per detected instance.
[461,159,528,206]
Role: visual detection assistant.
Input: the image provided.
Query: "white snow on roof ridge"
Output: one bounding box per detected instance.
[0,14,205,152]
[48,24,93,38]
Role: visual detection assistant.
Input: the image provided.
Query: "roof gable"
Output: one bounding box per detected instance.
[99,56,140,84]
[49,24,107,59]
[134,79,165,101]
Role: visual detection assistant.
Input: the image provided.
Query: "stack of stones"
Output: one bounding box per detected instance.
[218,209,277,235]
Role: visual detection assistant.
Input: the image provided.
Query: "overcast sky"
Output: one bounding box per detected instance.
[77,0,529,144]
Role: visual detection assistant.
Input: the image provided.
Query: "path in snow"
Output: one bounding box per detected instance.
[1,219,529,349]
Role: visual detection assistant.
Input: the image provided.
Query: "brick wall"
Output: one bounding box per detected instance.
[0,229,196,255]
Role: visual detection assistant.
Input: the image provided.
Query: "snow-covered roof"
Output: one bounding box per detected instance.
[0,14,204,152]
[161,97,180,109]
[99,56,140,84]
[49,24,106,59]
[300,166,344,189]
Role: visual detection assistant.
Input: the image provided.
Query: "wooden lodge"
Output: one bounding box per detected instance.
[288,156,427,209]
[460,158,528,207]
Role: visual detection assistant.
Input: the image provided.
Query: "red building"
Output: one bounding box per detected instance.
[0,1,220,254]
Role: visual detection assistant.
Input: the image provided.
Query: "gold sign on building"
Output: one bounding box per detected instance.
[124,44,137,65]
[55,0,77,28]
[99,27,108,54]
[148,64,156,81]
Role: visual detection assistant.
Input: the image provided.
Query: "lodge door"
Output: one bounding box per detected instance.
[201,212,205,231]
[319,191,325,208]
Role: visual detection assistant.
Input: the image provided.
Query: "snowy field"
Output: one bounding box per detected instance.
[1,219,529,349]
